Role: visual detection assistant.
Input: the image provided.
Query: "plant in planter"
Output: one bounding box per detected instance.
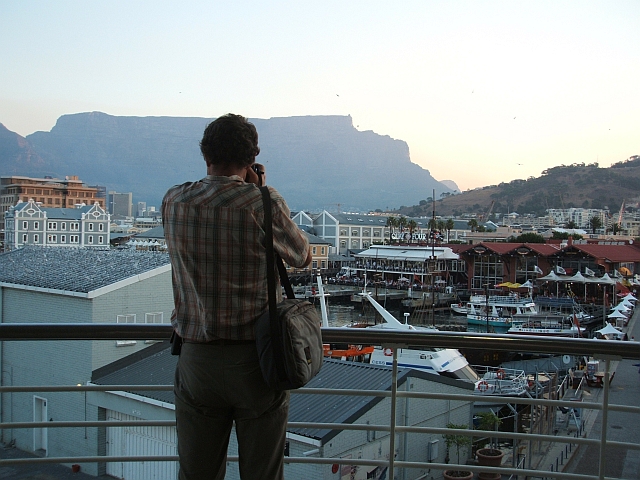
[442,423,473,480]
[474,411,504,480]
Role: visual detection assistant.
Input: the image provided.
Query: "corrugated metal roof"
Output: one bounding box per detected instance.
[0,246,170,293]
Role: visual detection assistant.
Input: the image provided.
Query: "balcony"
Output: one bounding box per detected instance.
[1,323,639,479]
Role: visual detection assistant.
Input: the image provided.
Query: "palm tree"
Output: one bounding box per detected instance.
[397,216,407,240]
[467,219,479,232]
[407,219,417,244]
[386,216,398,244]
[589,215,602,234]
[445,218,455,242]
[612,223,622,235]
[565,220,577,229]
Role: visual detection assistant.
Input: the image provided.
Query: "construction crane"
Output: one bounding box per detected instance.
[479,200,495,222]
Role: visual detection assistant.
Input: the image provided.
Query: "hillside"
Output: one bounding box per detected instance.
[395,158,640,218]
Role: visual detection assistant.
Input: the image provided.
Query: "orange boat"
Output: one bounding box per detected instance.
[323,343,374,361]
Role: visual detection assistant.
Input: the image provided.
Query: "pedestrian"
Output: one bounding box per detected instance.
[162,114,312,479]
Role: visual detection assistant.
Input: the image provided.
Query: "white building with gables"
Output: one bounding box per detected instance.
[4,199,110,250]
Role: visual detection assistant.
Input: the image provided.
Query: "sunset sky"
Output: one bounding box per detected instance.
[2,1,639,191]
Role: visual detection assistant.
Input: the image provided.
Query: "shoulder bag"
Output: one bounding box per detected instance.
[254,186,323,390]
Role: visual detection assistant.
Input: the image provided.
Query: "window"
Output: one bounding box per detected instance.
[117,314,136,323]
[312,261,318,269]
[33,234,39,242]
[321,261,327,268]
[22,221,28,229]
[340,241,346,248]
[70,223,79,231]
[145,312,164,323]
[340,229,347,236]
[70,235,79,243]
[363,229,370,236]
[98,236,104,244]
[22,234,27,243]
[61,235,66,243]
[61,222,66,230]
[321,247,325,255]
[34,222,39,229]
[312,247,317,254]
[88,223,94,231]
[47,234,57,243]
[351,230,358,236]
[98,223,104,231]
[88,236,93,244]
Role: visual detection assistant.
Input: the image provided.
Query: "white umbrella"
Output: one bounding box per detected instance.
[607,310,627,319]
[623,293,637,302]
[596,323,623,335]
[612,303,630,312]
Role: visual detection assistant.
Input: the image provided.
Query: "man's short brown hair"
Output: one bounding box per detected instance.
[200,114,260,168]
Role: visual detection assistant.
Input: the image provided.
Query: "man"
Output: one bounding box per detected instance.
[162,114,311,479]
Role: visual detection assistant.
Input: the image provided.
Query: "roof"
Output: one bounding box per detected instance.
[460,242,560,256]
[0,246,170,294]
[570,244,640,263]
[356,245,459,261]
[303,231,331,245]
[11,202,100,220]
[91,347,472,444]
[136,226,165,238]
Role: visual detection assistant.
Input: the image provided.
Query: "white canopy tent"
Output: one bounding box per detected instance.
[596,323,623,337]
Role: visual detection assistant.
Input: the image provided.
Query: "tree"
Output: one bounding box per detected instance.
[397,216,407,235]
[445,218,455,242]
[467,219,479,232]
[565,220,577,229]
[407,219,417,244]
[442,423,473,478]
[386,216,398,244]
[514,233,545,243]
[589,215,603,234]
[612,223,622,235]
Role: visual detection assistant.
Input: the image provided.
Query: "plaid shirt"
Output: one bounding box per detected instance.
[162,175,309,342]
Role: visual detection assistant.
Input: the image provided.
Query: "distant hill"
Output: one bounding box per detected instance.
[396,158,640,218]
[0,113,450,212]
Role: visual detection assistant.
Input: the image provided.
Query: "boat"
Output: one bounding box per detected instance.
[508,313,583,337]
[316,276,375,361]
[534,296,594,324]
[359,292,528,396]
[466,294,538,330]
[450,302,468,315]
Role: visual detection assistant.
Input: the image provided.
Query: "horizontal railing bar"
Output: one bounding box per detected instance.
[9,419,639,451]
[0,454,600,480]
[5,384,639,417]
[1,324,639,359]
[4,384,635,415]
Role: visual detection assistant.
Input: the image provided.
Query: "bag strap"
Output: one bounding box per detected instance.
[260,186,295,301]
[260,186,293,384]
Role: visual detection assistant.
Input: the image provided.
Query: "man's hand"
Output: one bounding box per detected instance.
[245,163,266,186]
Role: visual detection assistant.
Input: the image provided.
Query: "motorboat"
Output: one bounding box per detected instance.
[508,314,583,337]
[358,291,528,396]
[466,294,537,330]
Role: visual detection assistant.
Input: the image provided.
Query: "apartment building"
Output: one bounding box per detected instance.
[0,175,105,239]
[4,199,110,250]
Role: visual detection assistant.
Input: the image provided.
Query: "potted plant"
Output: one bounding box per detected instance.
[475,412,504,480]
[442,423,473,480]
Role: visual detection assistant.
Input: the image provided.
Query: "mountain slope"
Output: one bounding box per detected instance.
[398,159,640,218]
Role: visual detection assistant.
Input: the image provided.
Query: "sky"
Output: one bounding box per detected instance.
[1,1,639,192]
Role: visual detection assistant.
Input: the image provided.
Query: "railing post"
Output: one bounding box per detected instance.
[388,346,399,480]
[598,358,611,480]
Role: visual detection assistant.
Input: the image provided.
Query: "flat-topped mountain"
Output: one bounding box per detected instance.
[1,113,450,212]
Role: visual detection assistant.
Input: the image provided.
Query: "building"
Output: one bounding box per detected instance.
[292,211,474,255]
[0,175,105,241]
[108,191,133,217]
[90,351,473,480]
[4,199,110,250]
[0,247,174,475]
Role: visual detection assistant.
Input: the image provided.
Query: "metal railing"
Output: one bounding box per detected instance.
[1,323,639,480]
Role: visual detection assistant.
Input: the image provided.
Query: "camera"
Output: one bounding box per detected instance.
[251,165,263,175]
